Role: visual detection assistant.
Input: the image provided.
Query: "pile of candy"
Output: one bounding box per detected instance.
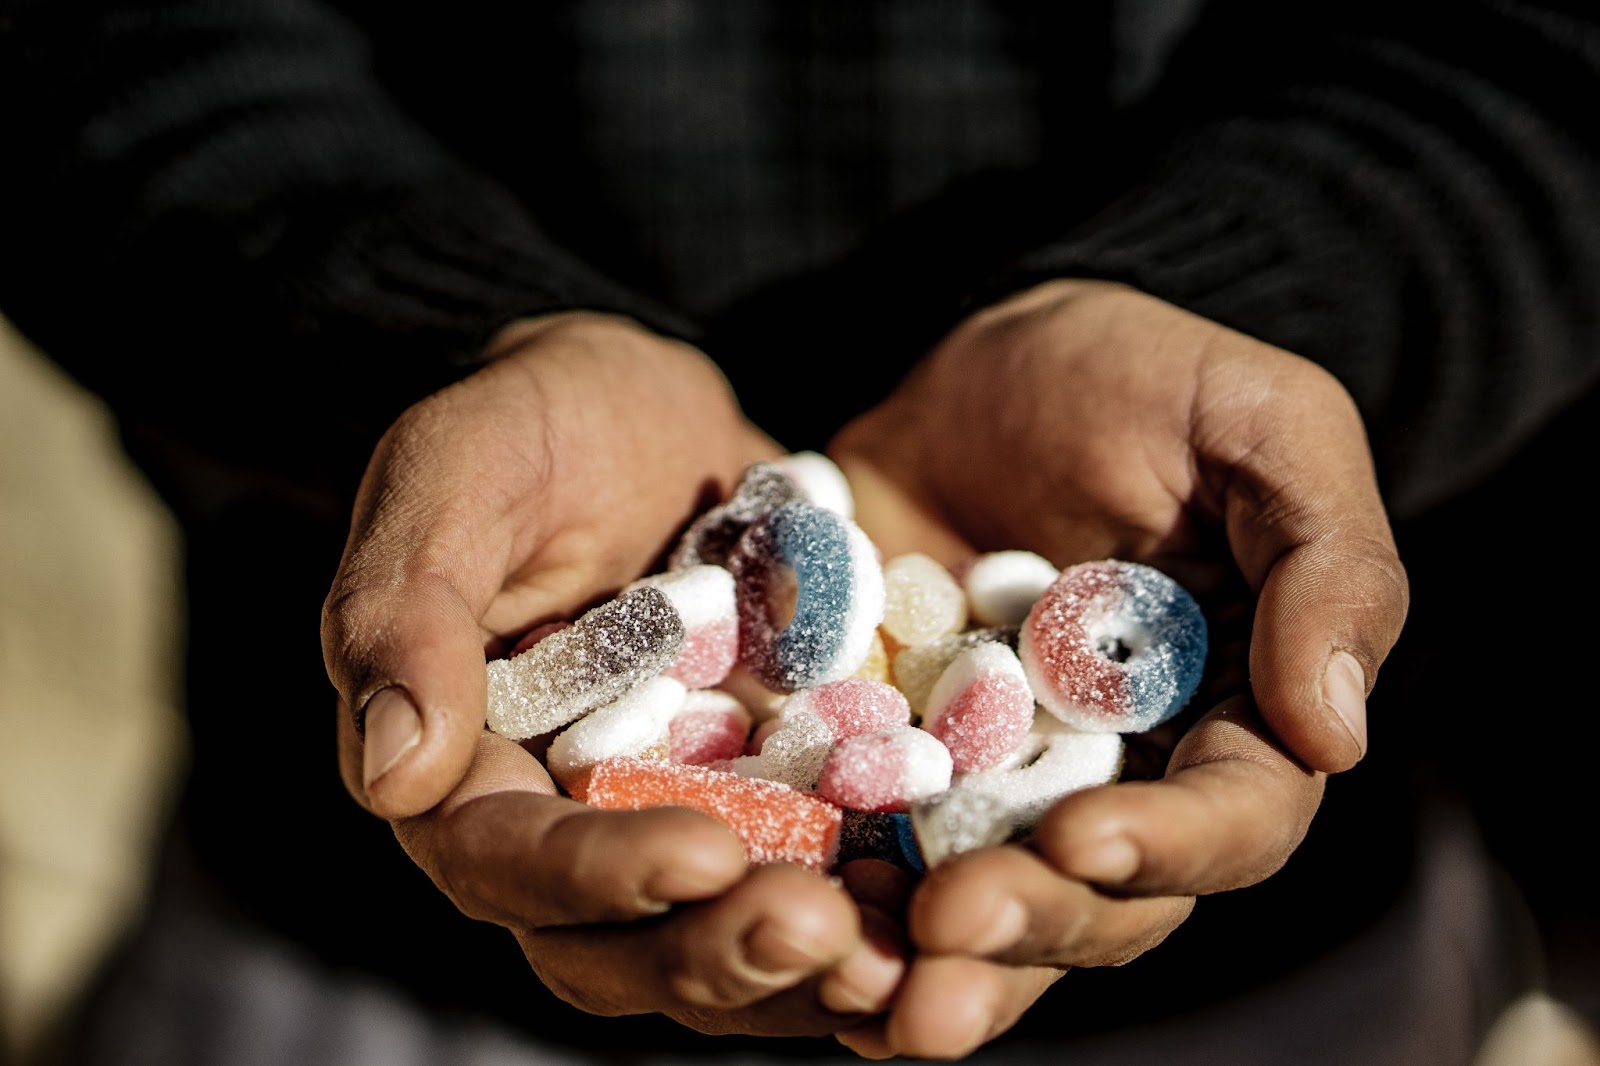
[486,454,1208,875]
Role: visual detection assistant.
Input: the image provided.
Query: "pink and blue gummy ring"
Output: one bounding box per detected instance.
[729,500,885,692]
[1018,559,1207,734]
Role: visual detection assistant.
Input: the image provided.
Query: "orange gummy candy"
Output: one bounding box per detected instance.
[573,757,843,872]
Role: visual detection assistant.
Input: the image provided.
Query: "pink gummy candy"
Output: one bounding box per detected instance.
[628,565,739,689]
[921,642,1035,774]
[815,726,952,813]
[780,678,911,739]
[669,690,752,765]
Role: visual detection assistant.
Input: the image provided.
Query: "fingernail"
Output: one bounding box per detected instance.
[1323,652,1368,757]
[631,895,672,917]
[1073,834,1141,885]
[362,687,422,790]
[819,942,905,1014]
[745,920,829,976]
[968,896,1029,955]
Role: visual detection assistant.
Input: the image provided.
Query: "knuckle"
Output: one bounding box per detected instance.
[544,812,637,915]
[664,963,753,1011]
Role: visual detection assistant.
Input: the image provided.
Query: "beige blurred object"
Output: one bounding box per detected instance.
[0,315,187,1062]
[1475,994,1600,1066]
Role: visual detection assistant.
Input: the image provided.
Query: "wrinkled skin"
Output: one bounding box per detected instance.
[826,279,1406,1058]
[320,280,1407,1058]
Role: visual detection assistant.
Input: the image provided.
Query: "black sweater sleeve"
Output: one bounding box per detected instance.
[0,0,692,494]
[984,0,1600,519]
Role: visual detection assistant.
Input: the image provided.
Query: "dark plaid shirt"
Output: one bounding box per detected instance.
[4,0,1600,517]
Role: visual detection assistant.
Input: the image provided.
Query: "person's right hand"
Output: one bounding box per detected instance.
[320,311,905,1037]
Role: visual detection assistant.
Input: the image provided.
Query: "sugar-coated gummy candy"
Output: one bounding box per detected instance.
[958,715,1124,815]
[734,677,909,789]
[730,500,885,692]
[576,756,842,872]
[772,451,854,518]
[669,462,802,570]
[891,626,1019,719]
[546,675,687,789]
[728,708,835,790]
[920,641,1035,774]
[627,564,739,688]
[745,716,780,755]
[837,809,900,865]
[509,620,571,658]
[914,716,1124,865]
[837,810,919,870]
[780,677,910,738]
[668,689,752,765]
[486,585,685,740]
[894,813,924,873]
[539,458,1211,880]
[909,789,1014,868]
[880,552,968,650]
[1018,559,1207,733]
[815,726,953,813]
[852,629,891,683]
[960,550,1061,627]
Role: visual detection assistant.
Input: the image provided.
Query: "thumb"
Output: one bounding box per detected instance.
[324,567,490,818]
[1212,365,1409,774]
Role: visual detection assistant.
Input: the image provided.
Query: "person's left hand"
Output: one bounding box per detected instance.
[824,278,1407,1058]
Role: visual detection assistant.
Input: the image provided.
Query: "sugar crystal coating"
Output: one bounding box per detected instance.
[911,716,1123,867]
[780,678,910,738]
[731,708,835,789]
[628,564,739,688]
[730,501,885,692]
[668,689,752,765]
[542,460,1205,879]
[881,552,968,649]
[837,809,901,865]
[816,726,953,813]
[578,757,842,872]
[669,462,803,570]
[1018,560,1207,733]
[921,642,1035,774]
[837,810,918,869]
[486,585,685,739]
[910,789,1013,868]
[892,626,1019,718]
[546,675,687,787]
[953,715,1125,831]
[773,451,854,518]
[961,550,1061,627]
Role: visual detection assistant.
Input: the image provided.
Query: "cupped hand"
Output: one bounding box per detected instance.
[320,311,900,1036]
[827,278,1407,1058]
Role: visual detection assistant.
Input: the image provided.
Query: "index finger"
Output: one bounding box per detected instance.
[390,730,751,928]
